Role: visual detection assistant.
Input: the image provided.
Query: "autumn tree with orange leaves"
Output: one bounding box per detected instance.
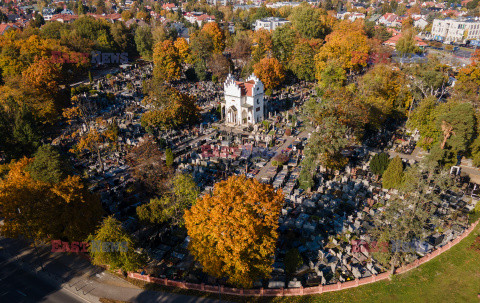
[315,20,371,80]
[253,57,285,93]
[0,157,102,242]
[184,176,284,288]
[153,39,182,82]
[201,22,225,54]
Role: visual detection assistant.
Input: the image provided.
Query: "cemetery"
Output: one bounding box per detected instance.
[53,61,479,293]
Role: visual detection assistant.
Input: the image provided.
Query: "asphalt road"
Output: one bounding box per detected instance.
[0,253,86,303]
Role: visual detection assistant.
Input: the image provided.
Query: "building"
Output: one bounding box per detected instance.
[383,33,428,49]
[431,18,480,43]
[206,0,232,5]
[413,16,429,29]
[266,2,301,9]
[378,13,401,27]
[254,17,289,31]
[42,7,55,21]
[336,12,365,22]
[0,23,18,35]
[222,74,265,126]
[184,12,215,27]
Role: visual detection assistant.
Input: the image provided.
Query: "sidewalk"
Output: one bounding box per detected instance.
[0,237,228,303]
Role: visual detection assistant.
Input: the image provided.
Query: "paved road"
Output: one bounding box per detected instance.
[0,237,229,303]
[0,253,86,303]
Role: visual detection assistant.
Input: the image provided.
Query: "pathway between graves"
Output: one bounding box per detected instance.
[255,130,310,181]
[0,237,229,303]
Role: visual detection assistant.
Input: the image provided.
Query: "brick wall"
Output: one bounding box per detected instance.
[127,220,479,297]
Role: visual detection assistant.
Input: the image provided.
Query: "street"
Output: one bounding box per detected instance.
[0,253,86,303]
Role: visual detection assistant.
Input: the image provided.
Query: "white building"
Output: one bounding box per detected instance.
[206,0,232,5]
[222,74,265,126]
[413,17,429,30]
[431,18,480,43]
[42,8,56,21]
[266,2,301,9]
[336,12,365,22]
[254,17,290,31]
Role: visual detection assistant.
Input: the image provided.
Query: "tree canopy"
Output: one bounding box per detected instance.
[184,176,283,288]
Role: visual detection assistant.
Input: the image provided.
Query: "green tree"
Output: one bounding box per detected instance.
[134,25,153,59]
[27,145,71,184]
[137,173,199,227]
[289,40,318,81]
[382,156,404,189]
[372,165,454,275]
[370,152,390,176]
[272,24,298,64]
[396,29,420,56]
[290,4,331,39]
[87,216,145,273]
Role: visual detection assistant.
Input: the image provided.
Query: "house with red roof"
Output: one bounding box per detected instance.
[0,23,18,35]
[222,74,265,126]
[184,12,215,26]
[378,13,402,27]
[383,33,428,48]
[162,3,177,11]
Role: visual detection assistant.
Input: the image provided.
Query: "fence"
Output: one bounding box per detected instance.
[127,219,479,297]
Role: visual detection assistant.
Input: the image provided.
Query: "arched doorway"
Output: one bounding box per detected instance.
[227,106,238,124]
[242,109,248,125]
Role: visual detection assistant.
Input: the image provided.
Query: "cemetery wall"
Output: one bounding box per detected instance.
[126,220,479,297]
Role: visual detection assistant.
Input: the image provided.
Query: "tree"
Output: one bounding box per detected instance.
[174,37,191,64]
[253,57,285,91]
[405,55,449,100]
[382,156,404,189]
[134,25,153,59]
[126,136,171,194]
[396,28,420,56]
[231,32,252,68]
[27,145,71,183]
[137,173,199,227]
[208,53,231,82]
[141,83,200,130]
[358,63,412,126]
[22,57,62,94]
[201,22,225,54]
[272,24,298,63]
[289,39,319,82]
[371,165,454,275]
[290,4,332,39]
[0,158,102,242]
[190,30,214,66]
[317,59,347,90]
[152,40,181,82]
[184,176,283,288]
[87,216,145,272]
[251,29,273,62]
[453,50,480,106]
[315,20,370,78]
[370,152,390,176]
